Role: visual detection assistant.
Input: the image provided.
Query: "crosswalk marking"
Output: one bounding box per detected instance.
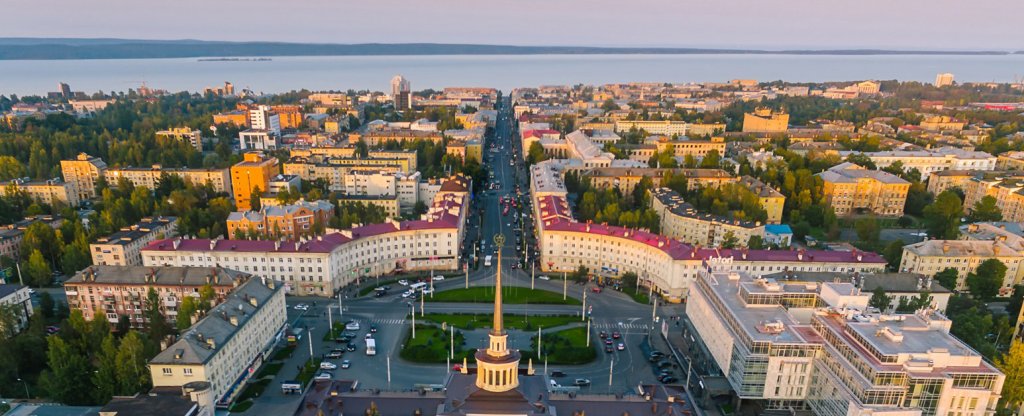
[368,318,408,325]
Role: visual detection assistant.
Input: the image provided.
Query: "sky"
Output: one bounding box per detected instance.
[4,0,1022,51]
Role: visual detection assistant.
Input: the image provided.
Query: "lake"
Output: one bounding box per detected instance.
[2,54,1023,96]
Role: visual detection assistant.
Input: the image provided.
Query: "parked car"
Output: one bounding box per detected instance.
[346,343,357,352]
[340,360,351,369]
[550,371,566,378]
[326,350,344,359]
[452,364,463,372]
[432,276,445,281]
[345,321,360,331]
[660,376,678,384]
[591,287,602,293]
[402,290,414,298]
[293,304,309,311]
[320,362,338,370]
[538,275,551,281]
[315,372,332,380]
[657,361,673,369]
[398,280,409,286]
[573,378,591,387]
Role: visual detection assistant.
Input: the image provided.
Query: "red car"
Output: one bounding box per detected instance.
[612,332,621,339]
[591,287,602,293]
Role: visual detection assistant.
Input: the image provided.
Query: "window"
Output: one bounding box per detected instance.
[184,368,193,376]
[162,368,172,376]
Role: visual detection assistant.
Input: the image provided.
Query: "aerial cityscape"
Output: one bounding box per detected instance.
[2,2,1024,416]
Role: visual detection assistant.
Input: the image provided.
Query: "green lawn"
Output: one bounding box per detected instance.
[256,362,284,378]
[295,358,318,385]
[400,325,470,363]
[420,313,578,331]
[271,346,295,361]
[229,400,254,413]
[427,287,580,305]
[630,291,650,304]
[523,327,596,365]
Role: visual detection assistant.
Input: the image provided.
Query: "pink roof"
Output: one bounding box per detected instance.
[144,232,352,254]
[538,195,887,264]
[522,129,560,139]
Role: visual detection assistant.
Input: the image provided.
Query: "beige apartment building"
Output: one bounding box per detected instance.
[90,217,178,266]
[1,178,79,207]
[899,239,1023,294]
[737,176,786,224]
[613,120,690,136]
[60,153,108,201]
[156,128,203,152]
[962,175,1024,223]
[571,167,736,194]
[105,165,232,194]
[64,265,241,328]
[927,169,975,195]
[149,275,286,408]
[226,200,334,239]
[742,108,789,133]
[817,163,910,216]
[838,147,996,180]
[650,187,764,247]
[289,148,418,172]
[646,136,726,159]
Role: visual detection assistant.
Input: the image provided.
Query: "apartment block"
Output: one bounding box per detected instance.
[0,215,63,261]
[742,108,789,133]
[64,265,242,328]
[962,174,1024,223]
[650,187,765,247]
[156,128,203,152]
[105,165,232,194]
[838,147,996,180]
[1,178,79,207]
[60,153,108,200]
[230,152,280,211]
[149,275,286,407]
[647,136,726,159]
[817,163,910,217]
[899,239,1023,294]
[570,167,736,194]
[737,176,786,224]
[90,217,178,266]
[226,200,334,239]
[0,285,33,334]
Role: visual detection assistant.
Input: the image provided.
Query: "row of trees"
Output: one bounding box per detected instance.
[564,171,661,232]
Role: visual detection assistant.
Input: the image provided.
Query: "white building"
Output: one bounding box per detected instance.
[248,105,281,135]
[838,147,996,180]
[239,130,279,151]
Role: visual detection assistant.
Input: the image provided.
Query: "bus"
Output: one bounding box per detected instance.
[366,338,376,356]
[484,255,493,267]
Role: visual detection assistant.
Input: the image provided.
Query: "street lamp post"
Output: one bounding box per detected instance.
[581,290,587,321]
[608,359,614,388]
[17,377,29,398]
[450,325,455,359]
[537,326,542,358]
[411,303,416,339]
[586,318,591,347]
[562,271,567,300]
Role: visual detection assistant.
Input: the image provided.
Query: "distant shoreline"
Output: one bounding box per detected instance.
[0,38,1017,60]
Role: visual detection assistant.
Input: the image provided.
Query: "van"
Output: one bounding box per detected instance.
[409,282,427,291]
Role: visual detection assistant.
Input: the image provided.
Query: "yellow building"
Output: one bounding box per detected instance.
[650,188,765,247]
[270,105,303,129]
[60,153,108,201]
[2,178,79,207]
[648,136,726,159]
[927,169,975,195]
[996,151,1024,171]
[573,167,735,194]
[815,162,913,216]
[465,139,483,164]
[155,128,203,152]
[817,163,910,217]
[105,165,232,194]
[212,111,249,128]
[920,115,966,131]
[148,276,286,407]
[230,152,279,211]
[742,107,789,133]
[736,176,786,224]
[900,240,1024,293]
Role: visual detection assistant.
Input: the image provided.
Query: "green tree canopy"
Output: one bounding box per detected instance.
[968,195,1003,223]
[967,259,1007,301]
[923,190,964,239]
[868,286,892,311]
[934,267,961,291]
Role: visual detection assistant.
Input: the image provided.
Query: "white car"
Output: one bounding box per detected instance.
[538,275,551,281]
[398,280,410,286]
[341,360,351,369]
[432,276,445,281]
[345,322,360,331]
[293,304,309,311]
[315,372,332,380]
[421,288,434,295]
[319,362,338,370]
[402,290,415,298]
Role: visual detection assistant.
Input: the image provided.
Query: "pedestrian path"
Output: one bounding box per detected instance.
[592,322,650,330]
[369,318,408,325]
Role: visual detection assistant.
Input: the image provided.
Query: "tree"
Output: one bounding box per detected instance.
[855,216,880,246]
[249,186,262,212]
[883,239,905,271]
[176,296,198,330]
[571,265,590,283]
[720,231,740,249]
[0,303,22,340]
[845,154,877,170]
[144,288,172,344]
[968,196,1002,223]
[620,272,639,292]
[996,340,1024,410]
[968,259,1007,301]
[896,292,933,313]
[869,286,892,311]
[600,99,620,112]
[41,336,92,405]
[92,334,119,404]
[922,190,964,239]
[934,267,961,291]
[115,331,150,395]
[1008,285,1024,327]
[747,235,765,249]
[527,142,547,165]
[38,291,55,319]
[22,250,51,287]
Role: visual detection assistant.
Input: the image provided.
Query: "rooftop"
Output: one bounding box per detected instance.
[817,163,910,185]
[150,275,281,366]
[67,265,245,287]
[651,187,762,228]
[903,239,1021,258]
[93,217,177,246]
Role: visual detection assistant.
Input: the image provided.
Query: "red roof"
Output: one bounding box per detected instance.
[522,129,560,139]
[144,232,352,254]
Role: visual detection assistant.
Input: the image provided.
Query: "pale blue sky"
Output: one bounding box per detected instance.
[4,0,1022,50]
